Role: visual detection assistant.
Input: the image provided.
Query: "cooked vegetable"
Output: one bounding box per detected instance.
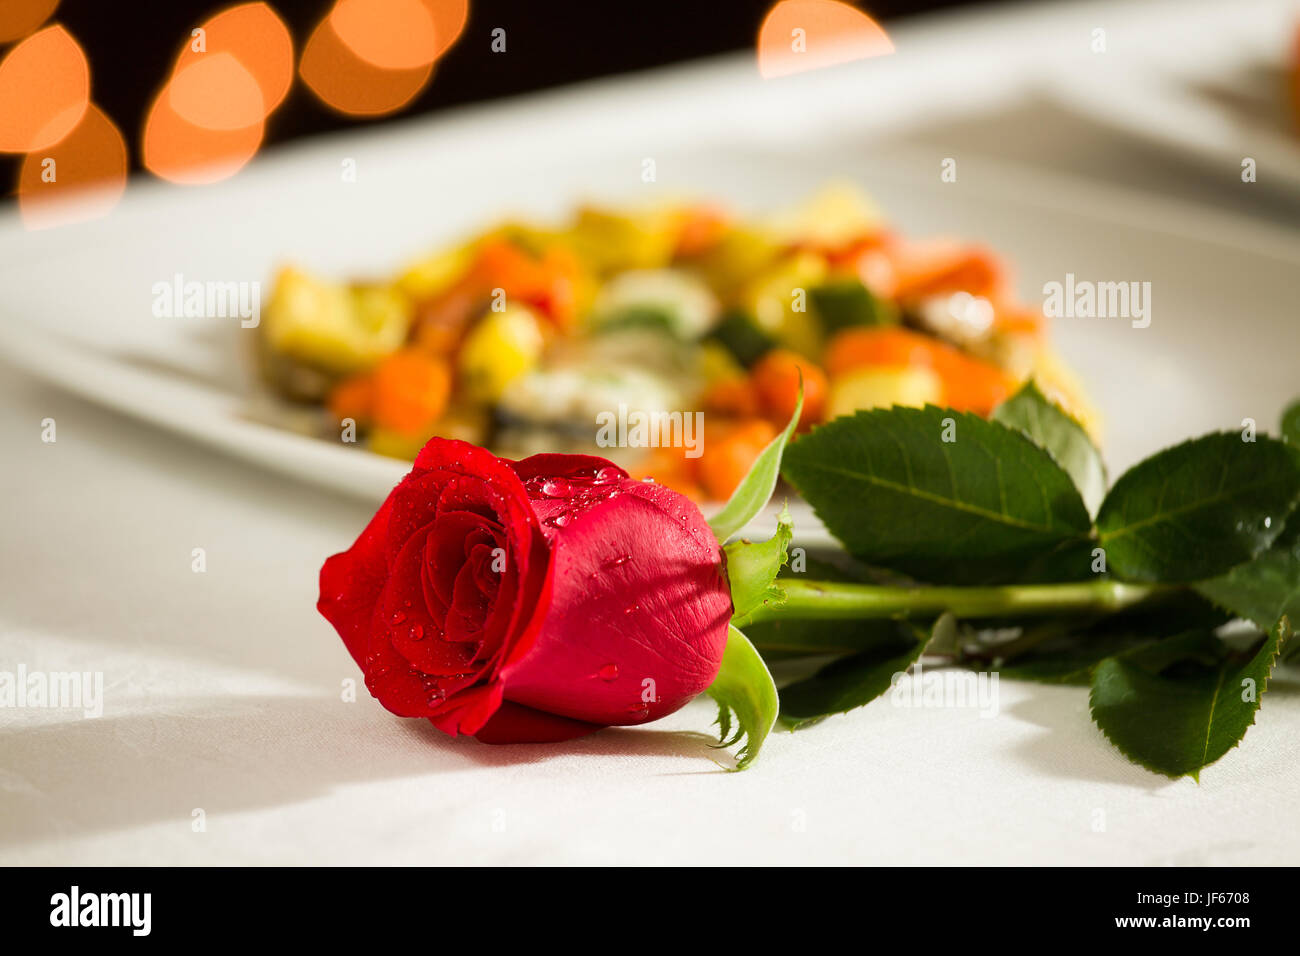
[825,326,1014,415]
[260,267,411,399]
[371,349,451,436]
[825,326,944,378]
[826,367,943,419]
[568,205,680,274]
[590,269,719,339]
[765,181,883,248]
[809,278,897,334]
[471,237,584,327]
[745,251,828,357]
[257,184,1089,499]
[698,419,779,501]
[750,349,827,431]
[327,373,373,425]
[458,304,545,402]
[889,241,1004,301]
[707,310,775,368]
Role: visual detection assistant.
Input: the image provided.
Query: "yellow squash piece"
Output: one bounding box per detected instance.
[765,181,883,248]
[263,266,410,376]
[567,205,681,274]
[395,242,477,301]
[826,366,943,420]
[458,304,546,401]
[745,251,829,358]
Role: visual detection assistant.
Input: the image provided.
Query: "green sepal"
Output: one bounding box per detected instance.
[705,625,780,771]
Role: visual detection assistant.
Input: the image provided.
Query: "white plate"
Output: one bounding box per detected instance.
[1045,0,1300,192]
[1,1,1298,546]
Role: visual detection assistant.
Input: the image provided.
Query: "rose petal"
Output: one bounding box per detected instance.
[426,679,503,736]
[509,453,628,485]
[499,477,730,725]
[383,528,482,676]
[318,487,395,668]
[471,700,602,744]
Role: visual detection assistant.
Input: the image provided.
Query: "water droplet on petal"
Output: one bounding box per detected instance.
[597,663,619,681]
[540,478,571,497]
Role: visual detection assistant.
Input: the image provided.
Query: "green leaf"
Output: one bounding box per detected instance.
[993,380,1107,516]
[968,593,1230,685]
[781,405,1092,584]
[1282,400,1300,446]
[747,616,910,661]
[1096,433,1300,583]
[1089,617,1288,779]
[1112,628,1229,675]
[708,386,803,543]
[992,634,1154,685]
[779,614,956,728]
[990,626,1225,686]
[1196,528,1300,661]
[705,625,779,770]
[725,506,792,626]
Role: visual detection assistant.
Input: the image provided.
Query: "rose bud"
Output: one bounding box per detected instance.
[318,438,733,744]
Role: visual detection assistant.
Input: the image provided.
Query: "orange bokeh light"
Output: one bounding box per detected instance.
[757,0,893,79]
[18,102,127,228]
[424,0,469,62]
[173,2,293,119]
[299,11,434,117]
[142,85,264,184]
[332,0,438,70]
[168,52,265,131]
[0,0,59,45]
[142,2,294,184]
[0,24,89,153]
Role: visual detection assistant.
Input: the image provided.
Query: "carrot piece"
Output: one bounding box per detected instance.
[824,327,1014,416]
[472,237,536,286]
[412,273,483,354]
[327,373,374,424]
[750,348,827,430]
[630,446,702,499]
[930,351,1016,416]
[370,349,451,436]
[889,241,1005,301]
[823,230,889,269]
[992,301,1045,337]
[471,238,580,328]
[701,377,761,419]
[675,204,729,257]
[536,245,582,327]
[825,327,939,379]
[698,419,779,501]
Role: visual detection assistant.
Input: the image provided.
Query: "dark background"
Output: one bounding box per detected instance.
[17,0,1017,179]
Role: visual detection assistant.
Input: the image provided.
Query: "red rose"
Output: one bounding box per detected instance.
[318,438,733,744]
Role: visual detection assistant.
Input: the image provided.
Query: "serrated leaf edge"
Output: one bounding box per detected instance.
[1087,617,1288,780]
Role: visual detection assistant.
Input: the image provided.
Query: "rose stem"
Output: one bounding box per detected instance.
[746,578,1173,625]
